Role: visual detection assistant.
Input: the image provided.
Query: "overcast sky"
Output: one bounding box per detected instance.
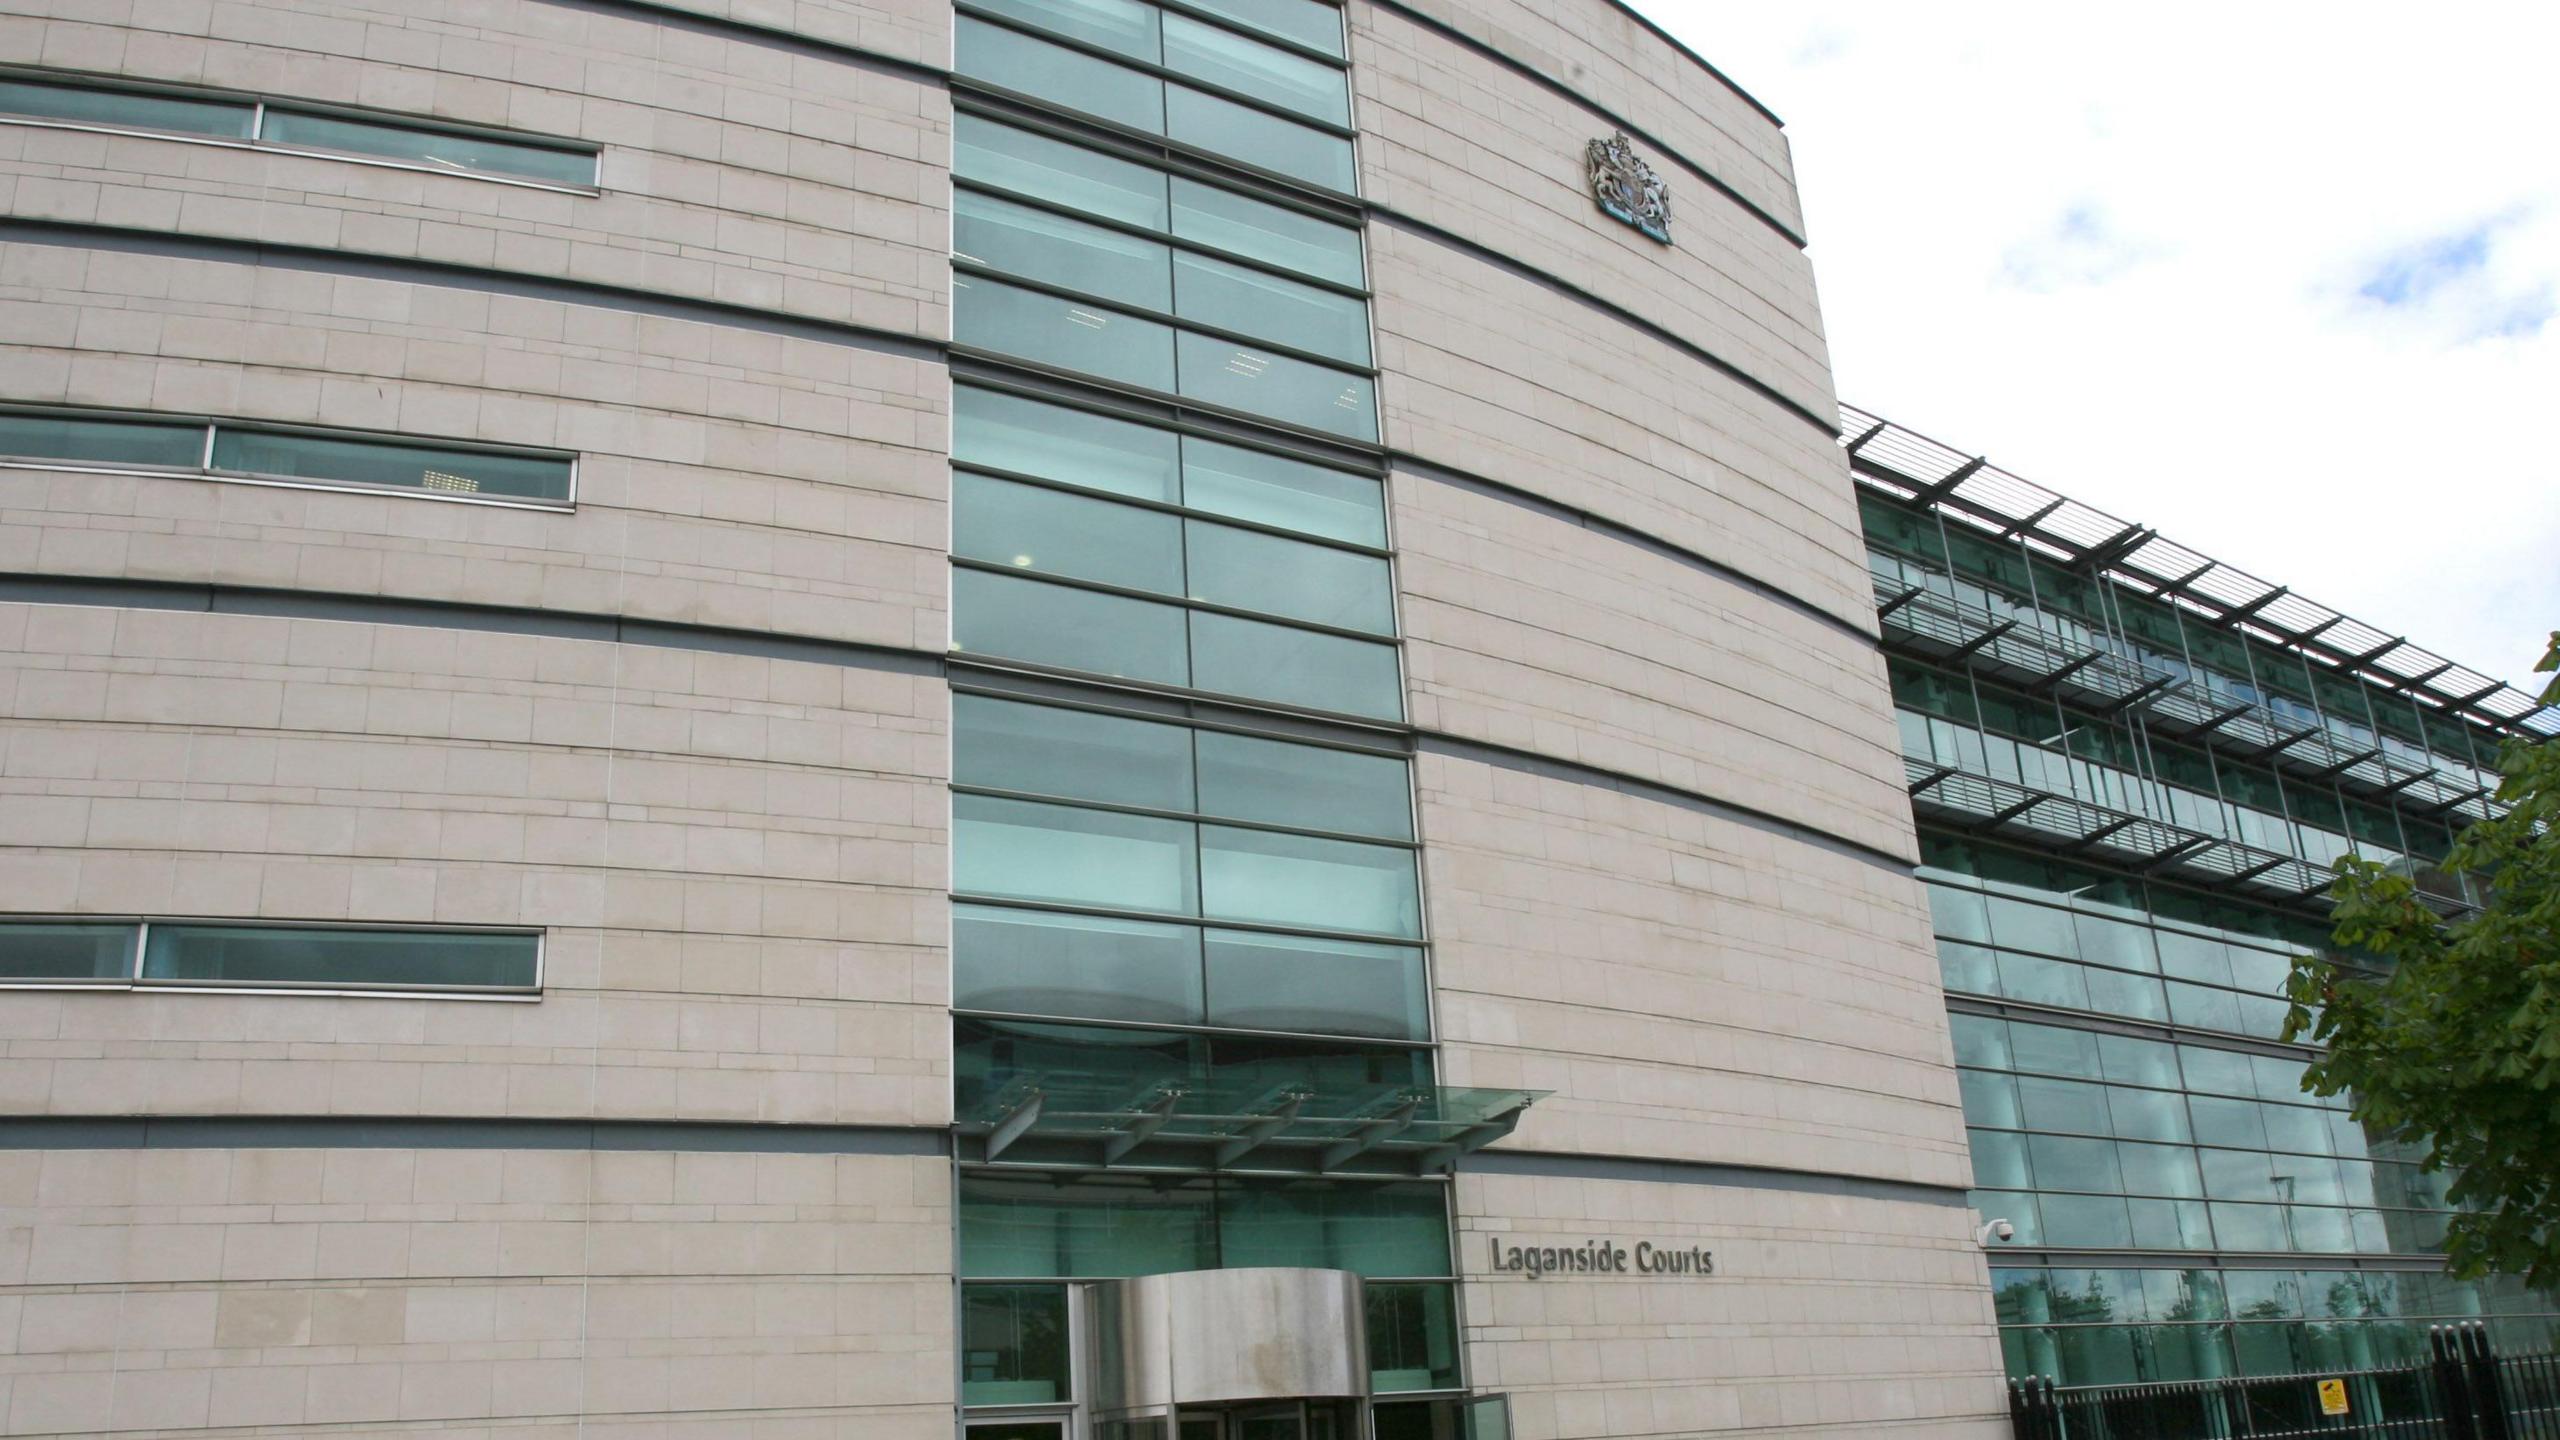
[1633,2,2560,700]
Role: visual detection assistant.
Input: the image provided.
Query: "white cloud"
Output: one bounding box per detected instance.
[1631,0,2560,699]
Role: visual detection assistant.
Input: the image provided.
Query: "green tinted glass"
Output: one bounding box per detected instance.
[0,412,205,468]
[259,108,594,184]
[1367,1283,1460,1392]
[1175,251,1369,364]
[1165,82,1354,192]
[951,570,1191,686]
[971,0,1160,60]
[955,275,1176,391]
[956,115,1170,229]
[954,386,1180,503]
[140,926,536,988]
[0,79,251,136]
[952,903,1203,1025]
[954,473,1184,595]
[1182,0,1344,58]
[210,429,570,500]
[1184,519,1393,634]
[960,1171,1216,1278]
[1199,824,1418,937]
[961,1284,1070,1404]
[0,921,135,980]
[1219,1180,1448,1275]
[955,190,1173,310]
[953,693,1195,811]
[1194,729,1412,839]
[1180,436,1383,545]
[1161,13,1348,125]
[1174,329,1376,440]
[1203,929,1427,1040]
[957,17,1166,133]
[952,794,1196,914]
[1189,610,1401,718]
[1171,176,1362,286]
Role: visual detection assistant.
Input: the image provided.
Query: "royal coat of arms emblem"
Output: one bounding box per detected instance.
[1586,130,1671,244]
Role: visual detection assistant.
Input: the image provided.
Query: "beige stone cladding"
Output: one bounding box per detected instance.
[1395,468,1915,864]
[0,1143,951,1436]
[1353,2,1832,421]
[1420,751,1962,1188]
[0,601,947,1126]
[1352,0,1807,240]
[0,0,950,340]
[0,244,946,651]
[1456,1169,2007,1440]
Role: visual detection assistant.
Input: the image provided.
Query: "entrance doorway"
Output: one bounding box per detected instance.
[1173,1399,1362,1440]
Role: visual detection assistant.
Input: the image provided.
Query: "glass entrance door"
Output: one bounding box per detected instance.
[1231,1404,1304,1440]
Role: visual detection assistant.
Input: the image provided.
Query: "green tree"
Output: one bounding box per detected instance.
[2285,632,2560,1287]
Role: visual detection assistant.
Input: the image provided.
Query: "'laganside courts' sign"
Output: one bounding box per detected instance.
[1484,1237,1715,1279]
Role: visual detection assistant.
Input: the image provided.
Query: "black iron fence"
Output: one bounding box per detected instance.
[2009,1323,2560,1440]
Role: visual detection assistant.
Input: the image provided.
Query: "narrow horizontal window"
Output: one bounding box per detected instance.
[956,190,1174,311]
[1160,12,1348,127]
[953,568,1193,687]
[1199,824,1419,937]
[210,428,574,501]
[142,925,540,991]
[1203,928,1427,1039]
[954,794,1199,915]
[1190,609,1402,719]
[258,107,597,186]
[0,76,250,137]
[0,921,136,982]
[1179,0,1344,60]
[955,274,1178,392]
[0,71,597,187]
[0,918,540,994]
[1173,251,1368,364]
[0,406,575,506]
[1170,175,1362,287]
[1174,330,1376,441]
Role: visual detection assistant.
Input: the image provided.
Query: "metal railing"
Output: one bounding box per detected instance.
[2009,1323,2560,1440]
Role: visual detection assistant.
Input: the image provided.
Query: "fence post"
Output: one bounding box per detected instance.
[2436,1323,2483,1440]
[2462,1323,2515,1440]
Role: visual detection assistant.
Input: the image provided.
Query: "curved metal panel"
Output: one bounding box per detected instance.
[1089,1267,1370,1411]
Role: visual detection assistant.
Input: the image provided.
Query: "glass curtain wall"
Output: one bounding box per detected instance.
[1857,488,2559,1386]
[947,5,1462,1431]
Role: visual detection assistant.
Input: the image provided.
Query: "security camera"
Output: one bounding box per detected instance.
[1976,1218,2016,1245]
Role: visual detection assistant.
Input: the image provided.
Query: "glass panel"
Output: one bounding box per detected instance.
[1189,611,1402,719]
[1925,883,1993,943]
[1162,13,1350,125]
[139,925,536,988]
[1180,436,1383,545]
[953,693,1195,811]
[954,275,1177,391]
[1219,1180,1449,1275]
[0,412,205,468]
[2030,1134,2123,1194]
[1367,1282,1460,1392]
[0,921,136,981]
[953,903,1204,1025]
[958,16,1167,133]
[209,429,570,500]
[2127,1198,2215,1250]
[1199,825,1418,937]
[1175,251,1369,364]
[1172,176,1362,286]
[2041,1194,2135,1248]
[2008,1022,2100,1080]
[955,473,1184,595]
[2155,930,2233,985]
[2118,1141,2204,1198]
[974,0,1159,59]
[2106,1086,2192,1143]
[951,570,1191,686]
[2262,1103,2333,1157]
[1947,1014,2011,1070]
[959,1171,1216,1277]
[2178,1044,2257,1098]
[258,108,594,184]
[1184,519,1393,633]
[0,79,252,136]
[1175,330,1376,441]
[2210,1202,2291,1252]
[1938,942,2001,997]
[961,1284,1070,1405]
[2017,1076,2112,1136]
[1995,951,2089,1010]
[955,190,1173,310]
[2095,1034,2182,1089]
[955,386,1180,503]
[2166,981,2244,1035]
[975,1422,1068,1440]
[1969,1129,2032,1189]
[2082,966,2170,1022]
[1166,83,1355,193]
[1986,896,2075,957]
[2190,1097,2269,1150]
[1182,0,1344,58]
[1958,1070,2021,1129]
[1195,730,1411,839]
[1204,929,1428,1040]
[2074,913,2158,972]
[956,114,1169,228]
[953,794,1197,914]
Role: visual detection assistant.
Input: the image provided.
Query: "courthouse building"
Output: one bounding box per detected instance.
[0,0,2546,1435]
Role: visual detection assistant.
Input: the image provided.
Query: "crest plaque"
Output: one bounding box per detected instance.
[1586,130,1671,243]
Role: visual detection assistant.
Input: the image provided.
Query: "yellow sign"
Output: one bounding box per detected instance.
[2317,1379,2350,1417]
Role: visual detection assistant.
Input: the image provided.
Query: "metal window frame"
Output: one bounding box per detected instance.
[0,915,545,999]
[0,402,578,511]
[0,64,602,193]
